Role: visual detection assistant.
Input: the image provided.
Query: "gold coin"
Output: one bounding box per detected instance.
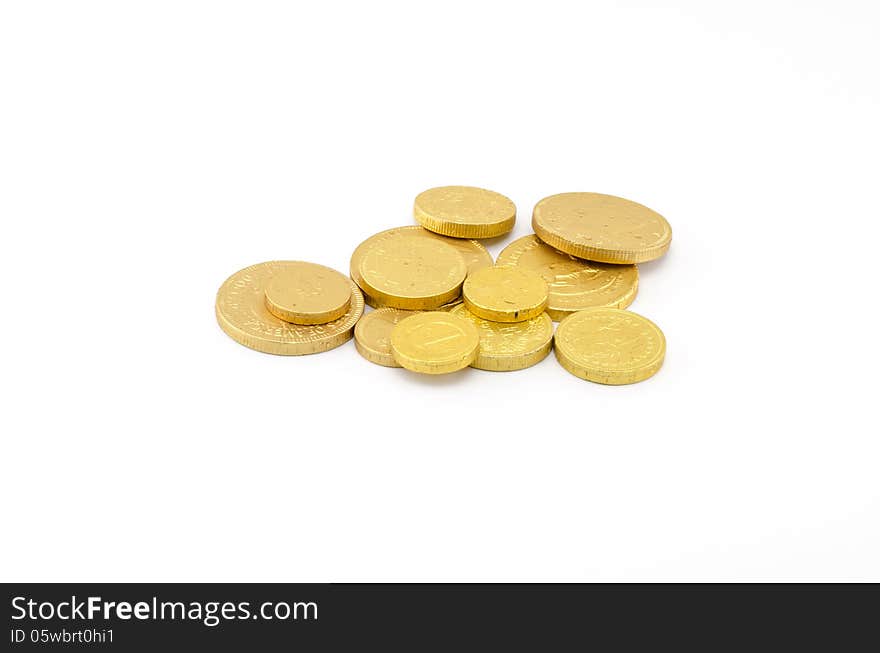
[554,308,665,385]
[462,265,548,323]
[216,261,364,355]
[414,185,516,239]
[354,308,418,367]
[496,235,638,321]
[356,234,466,310]
[450,305,553,372]
[351,226,492,304]
[263,261,352,325]
[532,192,672,264]
[390,311,480,374]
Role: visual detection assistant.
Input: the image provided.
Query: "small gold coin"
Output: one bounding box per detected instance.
[414,185,516,239]
[354,308,418,367]
[450,305,553,372]
[351,226,492,309]
[390,311,480,374]
[496,235,638,321]
[462,266,548,323]
[357,235,466,310]
[532,192,672,264]
[554,308,665,385]
[216,261,364,355]
[263,261,352,325]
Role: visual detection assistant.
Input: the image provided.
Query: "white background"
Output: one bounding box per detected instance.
[2,1,878,582]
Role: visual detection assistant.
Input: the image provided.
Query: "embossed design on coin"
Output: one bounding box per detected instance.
[414,185,516,238]
[357,235,466,309]
[263,261,352,325]
[532,192,672,264]
[390,311,480,374]
[451,305,553,372]
[216,261,364,355]
[554,307,665,384]
[496,235,638,320]
[354,308,418,367]
[462,265,548,323]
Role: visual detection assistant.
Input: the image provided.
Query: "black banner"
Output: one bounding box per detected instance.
[4,584,878,649]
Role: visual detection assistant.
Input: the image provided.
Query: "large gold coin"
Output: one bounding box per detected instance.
[462,266,548,323]
[450,305,553,372]
[356,234,466,310]
[496,235,638,321]
[263,261,352,325]
[354,308,417,367]
[554,308,665,385]
[532,192,672,264]
[414,185,516,239]
[216,261,364,355]
[351,226,492,309]
[390,311,479,374]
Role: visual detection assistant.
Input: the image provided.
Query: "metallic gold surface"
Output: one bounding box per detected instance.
[216,261,364,355]
[390,311,479,374]
[532,192,672,264]
[462,266,548,323]
[496,235,638,321]
[263,261,351,325]
[450,305,553,372]
[414,185,516,239]
[554,308,665,384]
[351,226,492,308]
[356,234,466,309]
[354,308,417,367]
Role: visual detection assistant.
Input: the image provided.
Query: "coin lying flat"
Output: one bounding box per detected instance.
[462,266,548,323]
[496,235,638,321]
[263,261,352,325]
[354,308,418,367]
[356,234,466,310]
[414,185,516,239]
[351,226,492,308]
[450,305,553,372]
[390,311,480,374]
[532,192,672,264]
[554,308,665,384]
[216,261,364,355]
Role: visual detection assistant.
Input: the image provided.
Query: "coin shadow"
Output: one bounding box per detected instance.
[394,368,471,387]
[635,250,671,280]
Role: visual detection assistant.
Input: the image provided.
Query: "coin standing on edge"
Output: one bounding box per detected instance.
[350,226,492,309]
[357,235,466,310]
[554,307,665,384]
[450,305,553,372]
[354,308,418,367]
[463,265,549,323]
[390,311,480,374]
[414,185,516,239]
[532,192,672,264]
[216,261,364,355]
[264,261,352,325]
[496,234,638,321]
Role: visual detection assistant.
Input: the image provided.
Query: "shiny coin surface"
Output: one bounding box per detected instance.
[496,235,638,321]
[532,192,672,264]
[354,308,418,367]
[390,311,479,374]
[451,305,553,372]
[216,261,364,355]
[414,185,516,239]
[554,308,665,384]
[356,234,466,310]
[351,226,492,308]
[263,261,352,325]
[462,266,548,323]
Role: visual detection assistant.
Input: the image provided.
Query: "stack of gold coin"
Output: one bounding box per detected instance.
[217,187,672,384]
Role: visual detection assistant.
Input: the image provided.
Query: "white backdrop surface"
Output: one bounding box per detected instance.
[1,1,878,581]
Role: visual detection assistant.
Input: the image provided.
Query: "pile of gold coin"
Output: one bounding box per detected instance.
[216,185,671,384]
